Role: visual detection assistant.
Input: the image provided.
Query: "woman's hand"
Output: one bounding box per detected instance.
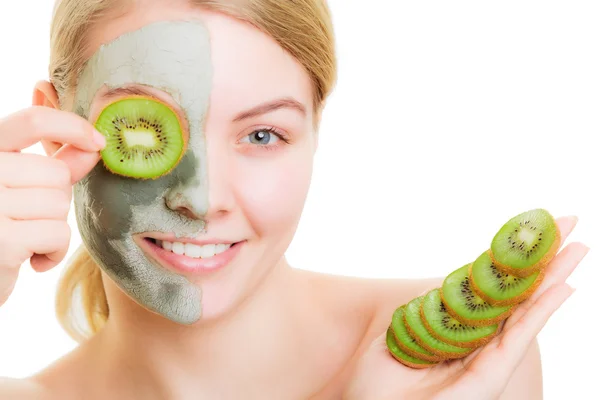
[344,216,587,400]
[0,105,105,306]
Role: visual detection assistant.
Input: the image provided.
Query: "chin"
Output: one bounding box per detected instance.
[187,248,282,324]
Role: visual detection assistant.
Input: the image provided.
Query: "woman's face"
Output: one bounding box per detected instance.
[70,2,317,324]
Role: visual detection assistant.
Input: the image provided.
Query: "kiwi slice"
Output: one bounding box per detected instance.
[390,306,442,362]
[94,96,186,179]
[441,264,514,327]
[386,326,437,369]
[469,251,544,306]
[403,296,472,359]
[420,288,500,348]
[490,209,560,277]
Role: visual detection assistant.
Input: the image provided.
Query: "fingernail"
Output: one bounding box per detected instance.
[93,129,106,149]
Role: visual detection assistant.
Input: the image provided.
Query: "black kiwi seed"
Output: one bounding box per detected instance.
[460,276,487,312]
[95,97,186,179]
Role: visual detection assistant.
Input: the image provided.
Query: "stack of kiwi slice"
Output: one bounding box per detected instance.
[94,95,187,179]
[386,209,561,368]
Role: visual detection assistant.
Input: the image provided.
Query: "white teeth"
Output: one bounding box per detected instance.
[199,244,216,258]
[215,243,231,254]
[157,239,233,259]
[184,243,204,258]
[172,242,185,255]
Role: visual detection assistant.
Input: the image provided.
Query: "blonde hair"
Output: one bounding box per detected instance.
[51,0,337,342]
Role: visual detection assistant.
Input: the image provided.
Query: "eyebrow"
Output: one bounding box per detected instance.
[233,97,307,122]
[101,88,307,122]
[101,86,159,100]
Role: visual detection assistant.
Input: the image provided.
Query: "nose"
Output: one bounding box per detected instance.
[165,150,234,221]
[165,175,209,220]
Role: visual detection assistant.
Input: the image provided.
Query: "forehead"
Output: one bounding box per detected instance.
[79,8,313,119]
[74,20,211,122]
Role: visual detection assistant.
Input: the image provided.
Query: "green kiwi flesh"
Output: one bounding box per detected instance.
[470,251,542,306]
[390,306,441,362]
[441,264,513,326]
[421,288,498,348]
[386,326,437,368]
[403,296,472,359]
[490,208,560,276]
[95,96,185,179]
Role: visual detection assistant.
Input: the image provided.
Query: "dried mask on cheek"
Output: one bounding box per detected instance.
[70,21,213,324]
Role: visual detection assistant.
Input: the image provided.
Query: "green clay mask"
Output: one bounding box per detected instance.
[72,21,213,324]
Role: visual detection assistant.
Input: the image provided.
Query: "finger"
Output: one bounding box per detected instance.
[503,242,588,331]
[40,140,63,157]
[502,223,588,331]
[0,106,105,152]
[527,242,588,304]
[52,144,102,184]
[496,284,574,374]
[459,284,574,389]
[0,188,71,220]
[0,152,71,191]
[30,253,63,273]
[459,319,509,367]
[12,219,71,268]
[502,303,529,332]
[555,215,578,248]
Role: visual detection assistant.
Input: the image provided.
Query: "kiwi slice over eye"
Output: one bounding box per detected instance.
[94,96,187,179]
[386,326,437,369]
[403,296,472,359]
[469,251,544,307]
[420,288,500,348]
[441,264,514,327]
[390,306,443,362]
[490,209,560,277]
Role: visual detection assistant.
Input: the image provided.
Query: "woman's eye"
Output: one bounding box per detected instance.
[243,129,280,145]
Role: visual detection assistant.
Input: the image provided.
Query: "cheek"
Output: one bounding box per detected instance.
[235,150,313,235]
[77,167,134,239]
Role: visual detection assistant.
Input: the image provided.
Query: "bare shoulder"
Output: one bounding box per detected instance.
[361,276,444,337]
[315,272,445,344]
[295,268,443,339]
[0,377,49,400]
[293,268,377,328]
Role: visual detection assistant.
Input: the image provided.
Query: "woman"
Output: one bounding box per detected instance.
[0,0,588,398]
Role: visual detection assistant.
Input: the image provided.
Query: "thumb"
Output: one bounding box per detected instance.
[52,143,101,184]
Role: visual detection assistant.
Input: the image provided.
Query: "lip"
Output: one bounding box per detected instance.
[137,236,245,275]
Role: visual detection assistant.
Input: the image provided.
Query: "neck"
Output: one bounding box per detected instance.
[94,257,316,399]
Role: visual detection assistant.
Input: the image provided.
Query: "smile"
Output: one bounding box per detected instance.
[156,240,232,259]
[139,236,245,275]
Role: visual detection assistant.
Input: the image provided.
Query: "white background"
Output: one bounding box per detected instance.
[0,0,598,398]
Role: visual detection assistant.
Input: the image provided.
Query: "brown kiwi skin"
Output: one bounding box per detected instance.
[468,259,545,307]
[391,328,445,363]
[402,313,473,360]
[419,297,501,349]
[386,326,438,369]
[490,219,561,278]
[388,351,437,369]
[94,95,189,180]
[439,287,515,328]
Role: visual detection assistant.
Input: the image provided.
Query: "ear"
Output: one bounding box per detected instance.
[33,81,64,156]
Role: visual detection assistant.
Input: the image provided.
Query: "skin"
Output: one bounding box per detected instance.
[0,1,590,399]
